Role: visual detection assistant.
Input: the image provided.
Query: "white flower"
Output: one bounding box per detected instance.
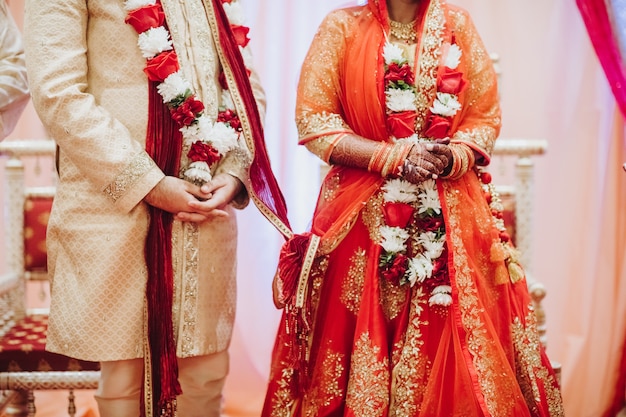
[240,46,254,68]
[417,183,441,214]
[380,226,409,253]
[385,89,417,112]
[406,254,434,285]
[137,26,173,58]
[445,44,462,69]
[382,178,419,203]
[157,71,192,103]
[223,1,245,26]
[416,232,445,259]
[430,92,462,117]
[124,0,156,11]
[221,90,235,110]
[428,285,452,306]
[184,161,213,184]
[383,42,406,65]
[207,122,239,155]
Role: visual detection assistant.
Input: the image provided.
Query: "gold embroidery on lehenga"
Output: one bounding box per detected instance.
[444,182,518,417]
[270,365,296,417]
[321,171,341,203]
[512,309,565,416]
[303,349,346,414]
[390,287,430,416]
[380,276,408,321]
[341,248,366,314]
[346,332,389,417]
[362,192,384,244]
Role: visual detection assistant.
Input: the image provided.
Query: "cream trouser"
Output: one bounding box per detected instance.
[95,350,229,417]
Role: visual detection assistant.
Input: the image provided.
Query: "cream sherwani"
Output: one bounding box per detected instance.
[23,0,262,362]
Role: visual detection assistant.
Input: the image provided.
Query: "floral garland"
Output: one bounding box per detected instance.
[124,0,252,185]
[376,38,466,306]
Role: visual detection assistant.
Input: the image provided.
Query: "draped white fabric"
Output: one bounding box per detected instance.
[1,0,624,416]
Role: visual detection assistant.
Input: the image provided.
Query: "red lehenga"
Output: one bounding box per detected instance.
[262,1,565,416]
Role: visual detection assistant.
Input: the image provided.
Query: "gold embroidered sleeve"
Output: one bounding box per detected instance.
[295,11,354,156]
[449,8,501,164]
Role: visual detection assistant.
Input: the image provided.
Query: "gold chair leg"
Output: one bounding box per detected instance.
[68,390,76,417]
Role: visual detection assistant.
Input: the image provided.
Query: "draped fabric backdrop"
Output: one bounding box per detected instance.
[1,0,625,416]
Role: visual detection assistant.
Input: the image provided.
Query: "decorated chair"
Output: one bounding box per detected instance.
[0,139,100,417]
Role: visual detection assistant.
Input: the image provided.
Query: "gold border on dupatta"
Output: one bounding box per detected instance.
[443,181,518,417]
[413,0,446,133]
[202,0,292,240]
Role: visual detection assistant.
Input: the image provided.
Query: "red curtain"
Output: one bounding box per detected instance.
[577,0,626,119]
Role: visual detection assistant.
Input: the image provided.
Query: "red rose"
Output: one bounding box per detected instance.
[171,97,204,126]
[222,0,233,3]
[187,141,221,165]
[144,51,179,82]
[381,253,409,284]
[387,111,417,138]
[125,4,165,34]
[217,109,242,131]
[416,215,444,232]
[385,63,415,86]
[424,115,450,139]
[383,202,415,228]
[438,69,467,95]
[231,25,251,48]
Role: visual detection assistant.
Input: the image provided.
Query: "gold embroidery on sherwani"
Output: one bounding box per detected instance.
[180,223,200,355]
[303,348,345,415]
[341,248,366,314]
[512,309,565,417]
[390,286,430,417]
[414,0,446,133]
[103,152,155,201]
[443,182,518,417]
[346,332,389,417]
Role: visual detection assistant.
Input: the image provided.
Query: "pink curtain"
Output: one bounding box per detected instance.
[576,0,626,118]
[577,1,626,415]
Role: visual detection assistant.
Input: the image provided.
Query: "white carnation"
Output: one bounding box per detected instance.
[430,92,462,117]
[417,184,441,214]
[445,44,462,69]
[184,161,213,184]
[137,26,173,58]
[383,42,406,65]
[157,71,192,103]
[382,178,419,203]
[180,122,202,144]
[428,285,452,306]
[223,2,245,26]
[240,46,253,68]
[416,232,445,259]
[380,226,409,254]
[124,0,156,11]
[208,122,239,155]
[385,89,417,112]
[406,254,434,286]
